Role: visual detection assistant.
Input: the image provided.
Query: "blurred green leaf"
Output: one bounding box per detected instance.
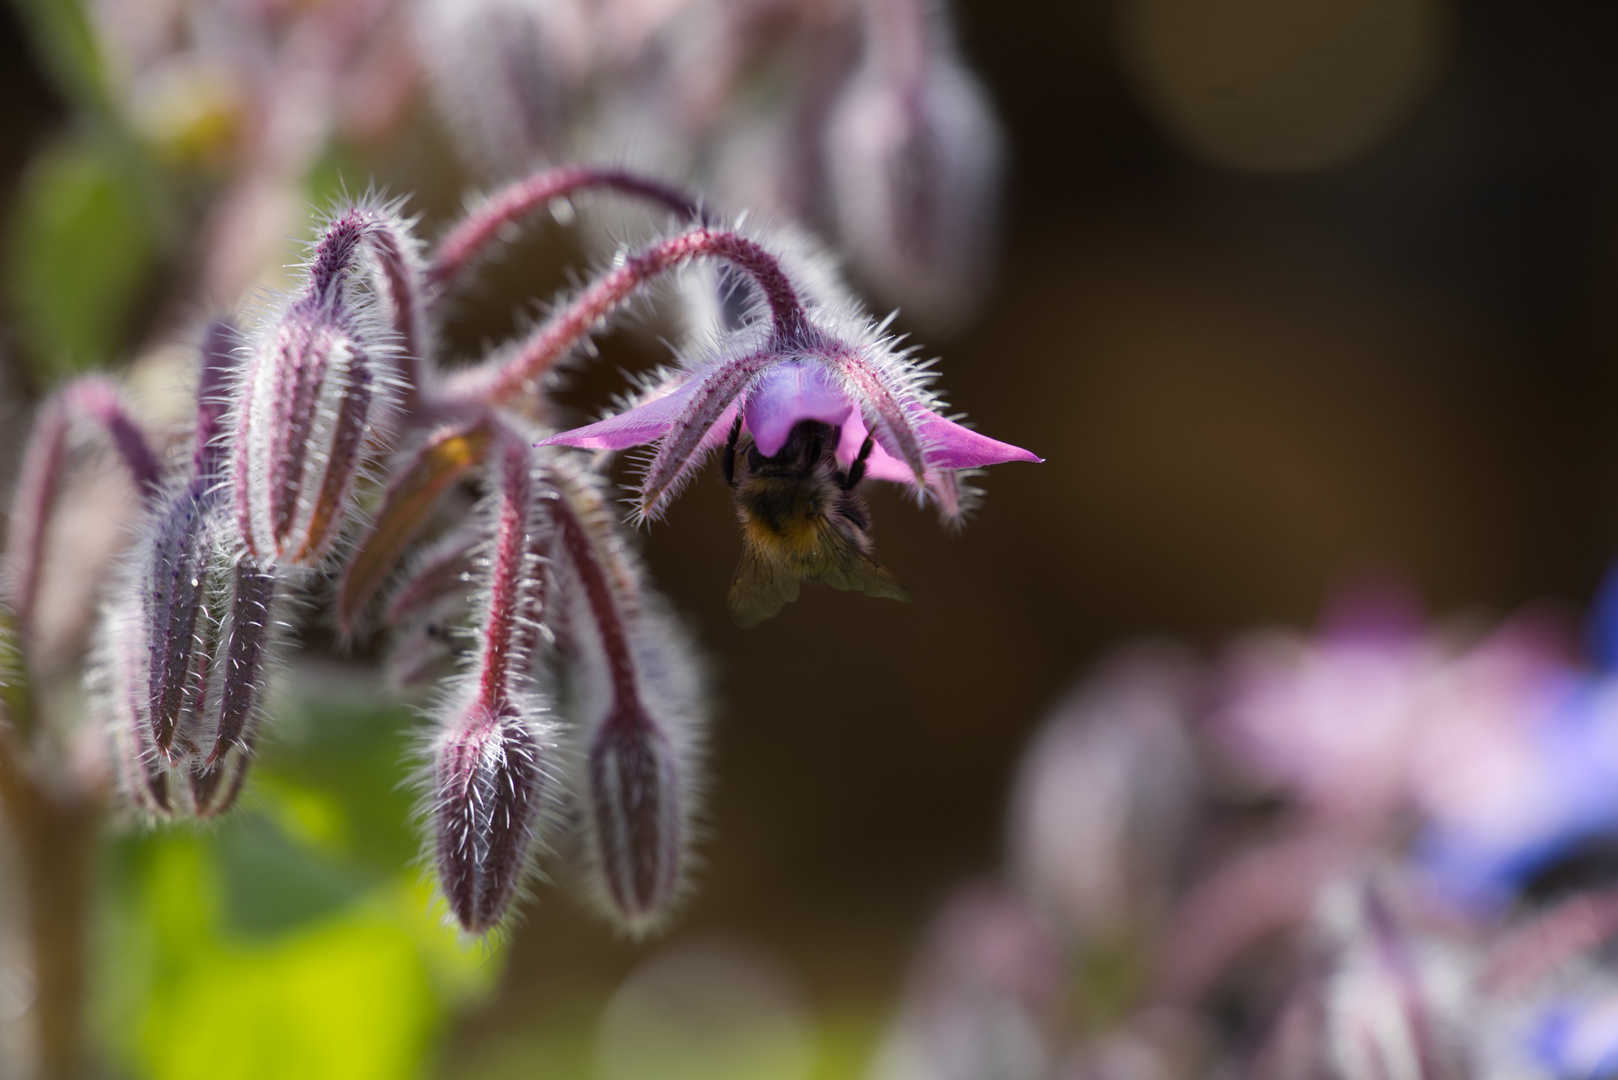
[305,144,371,217]
[5,131,160,380]
[255,691,425,873]
[139,906,440,1080]
[9,0,106,108]
[217,812,370,938]
[101,814,501,1079]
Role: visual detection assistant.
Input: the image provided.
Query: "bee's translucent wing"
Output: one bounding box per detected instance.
[729,544,803,628]
[728,516,912,628]
[810,520,912,605]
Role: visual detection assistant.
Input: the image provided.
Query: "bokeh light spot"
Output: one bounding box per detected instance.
[1119,0,1449,171]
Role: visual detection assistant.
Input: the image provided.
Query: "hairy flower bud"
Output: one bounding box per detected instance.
[415,0,588,178]
[823,34,1003,334]
[543,461,705,935]
[234,310,379,565]
[585,713,682,927]
[105,482,281,818]
[231,207,414,566]
[431,699,549,934]
[426,436,557,933]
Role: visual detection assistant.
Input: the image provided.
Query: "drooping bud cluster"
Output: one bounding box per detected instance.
[11,163,1031,940]
[104,527,278,819]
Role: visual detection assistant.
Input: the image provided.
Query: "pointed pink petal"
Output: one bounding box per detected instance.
[864,437,920,483]
[538,377,702,450]
[743,361,854,456]
[915,408,1042,469]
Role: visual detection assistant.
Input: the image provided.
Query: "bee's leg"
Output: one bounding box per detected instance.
[839,434,876,491]
[721,415,743,488]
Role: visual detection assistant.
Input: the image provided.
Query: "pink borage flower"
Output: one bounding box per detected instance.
[538,308,1040,523]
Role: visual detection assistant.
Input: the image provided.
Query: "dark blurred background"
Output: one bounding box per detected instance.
[8,0,1618,1070]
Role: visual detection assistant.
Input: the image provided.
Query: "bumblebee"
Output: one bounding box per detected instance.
[722,417,912,627]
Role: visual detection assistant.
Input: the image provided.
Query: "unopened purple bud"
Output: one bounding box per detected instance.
[209,558,277,763]
[131,484,226,759]
[1007,647,1201,942]
[105,483,281,817]
[823,35,1003,333]
[233,310,379,565]
[414,0,588,178]
[192,318,239,481]
[585,715,682,932]
[183,739,256,818]
[231,208,415,566]
[427,435,556,933]
[432,699,549,934]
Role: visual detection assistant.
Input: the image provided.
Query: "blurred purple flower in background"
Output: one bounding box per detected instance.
[870,580,1618,1080]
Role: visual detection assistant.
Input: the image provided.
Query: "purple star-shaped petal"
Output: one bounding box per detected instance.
[539,332,1039,520]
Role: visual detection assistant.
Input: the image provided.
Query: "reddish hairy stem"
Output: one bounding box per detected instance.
[428,166,704,292]
[5,379,161,641]
[364,224,426,408]
[549,484,641,724]
[437,228,812,409]
[473,439,537,712]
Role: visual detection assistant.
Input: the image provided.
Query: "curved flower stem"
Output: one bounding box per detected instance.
[5,378,161,646]
[365,224,428,408]
[435,227,812,410]
[427,165,705,295]
[1151,830,1359,1004]
[546,472,641,721]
